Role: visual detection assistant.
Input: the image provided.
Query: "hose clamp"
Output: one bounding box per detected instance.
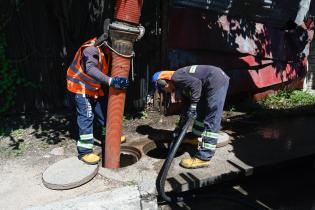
[109,21,145,55]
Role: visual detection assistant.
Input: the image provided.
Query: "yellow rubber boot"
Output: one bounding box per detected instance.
[80,153,100,165]
[121,135,127,144]
[99,135,126,143]
[179,157,210,169]
[95,135,127,156]
[102,127,126,144]
[182,137,200,145]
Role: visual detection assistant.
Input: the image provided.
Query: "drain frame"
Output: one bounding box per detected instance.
[119,146,142,168]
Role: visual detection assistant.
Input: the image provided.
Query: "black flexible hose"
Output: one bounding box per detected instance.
[156,117,263,209]
[156,117,194,203]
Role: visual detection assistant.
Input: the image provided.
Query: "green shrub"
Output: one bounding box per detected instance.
[0,34,18,113]
[260,90,315,110]
[0,34,38,114]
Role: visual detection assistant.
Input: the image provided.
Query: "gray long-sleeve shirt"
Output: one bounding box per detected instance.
[171,65,229,104]
[81,46,111,85]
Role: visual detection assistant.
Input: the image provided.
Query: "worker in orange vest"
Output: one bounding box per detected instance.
[152,65,229,169]
[67,36,128,165]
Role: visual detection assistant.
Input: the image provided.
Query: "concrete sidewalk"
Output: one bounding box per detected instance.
[2,112,315,210]
[26,186,146,210]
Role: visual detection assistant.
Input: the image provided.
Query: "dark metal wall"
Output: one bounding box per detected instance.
[126,0,162,112]
[306,40,315,90]
[172,0,309,28]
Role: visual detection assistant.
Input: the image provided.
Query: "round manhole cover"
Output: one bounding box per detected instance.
[42,157,99,190]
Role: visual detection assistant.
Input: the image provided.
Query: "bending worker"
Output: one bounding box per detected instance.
[152,65,229,169]
[67,36,128,165]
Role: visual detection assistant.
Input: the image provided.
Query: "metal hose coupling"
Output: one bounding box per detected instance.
[109,21,145,55]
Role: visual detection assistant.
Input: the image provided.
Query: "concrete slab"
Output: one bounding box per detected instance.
[42,157,99,190]
[3,111,315,209]
[98,153,158,195]
[99,116,315,195]
[217,131,230,147]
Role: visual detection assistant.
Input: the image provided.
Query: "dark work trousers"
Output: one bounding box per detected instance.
[69,92,107,157]
[193,75,229,161]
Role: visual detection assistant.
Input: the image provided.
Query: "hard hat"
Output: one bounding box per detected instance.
[152,70,175,92]
[152,71,165,92]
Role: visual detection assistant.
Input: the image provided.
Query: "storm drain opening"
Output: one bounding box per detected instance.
[119,146,141,168]
[143,141,185,159]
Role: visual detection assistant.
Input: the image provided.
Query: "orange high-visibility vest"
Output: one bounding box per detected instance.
[67,38,110,97]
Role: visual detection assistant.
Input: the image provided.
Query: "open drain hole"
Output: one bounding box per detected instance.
[120,146,141,168]
[143,141,185,159]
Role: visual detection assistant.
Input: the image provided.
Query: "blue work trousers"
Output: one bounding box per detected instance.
[70,92,107,156]
[193,75,229,161]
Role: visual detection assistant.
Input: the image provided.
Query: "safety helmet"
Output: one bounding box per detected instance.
[152,70,175,92]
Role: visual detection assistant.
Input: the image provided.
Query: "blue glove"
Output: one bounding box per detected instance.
[186,103,197,119]
[110,77,129,90]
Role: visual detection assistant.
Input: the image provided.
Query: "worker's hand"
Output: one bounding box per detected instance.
[186,103,197,119]
[110,77,129,90]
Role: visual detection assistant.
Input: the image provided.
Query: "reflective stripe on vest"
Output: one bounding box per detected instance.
[67,76,98,92]
[69,64,100,85]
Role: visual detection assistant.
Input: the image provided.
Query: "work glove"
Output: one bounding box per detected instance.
[186,103,197,120]
[110,77,129,90]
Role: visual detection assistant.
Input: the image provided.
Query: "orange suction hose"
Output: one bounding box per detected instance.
[104,0,143,168]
